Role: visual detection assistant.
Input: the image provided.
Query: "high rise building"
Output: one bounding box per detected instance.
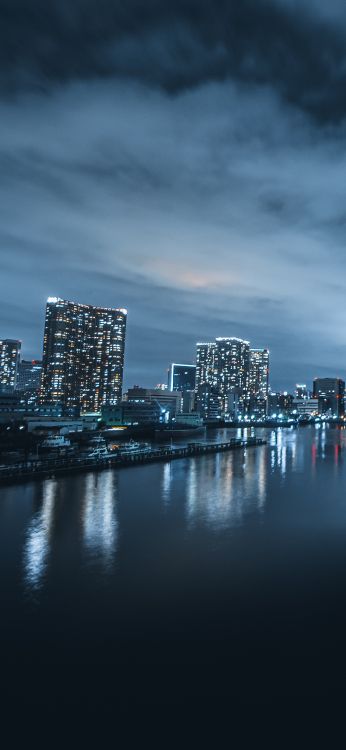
[215,337,250,413]
[196,343,217,390]
[248,348,269,417]
[17,360,42,391]
[41,297,127,413]
[168,363,196,393]
[0,339,21,392]
[195,337,250,416]
[17,359,42,407]
[249,349,269,400]
[313,378,345,417]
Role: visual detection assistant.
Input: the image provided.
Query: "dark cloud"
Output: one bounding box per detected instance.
[1,1,346,123]
[1,1,346,390]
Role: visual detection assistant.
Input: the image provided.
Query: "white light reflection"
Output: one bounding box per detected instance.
[23,480,56,591]
[186,444,267,530]
[162,462,172,505]
[82,472,118,568]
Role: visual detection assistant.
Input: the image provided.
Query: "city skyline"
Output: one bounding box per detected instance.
[2,295,345,395]
[3,3,346,391]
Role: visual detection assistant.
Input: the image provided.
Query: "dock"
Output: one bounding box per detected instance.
[0,436,266,486]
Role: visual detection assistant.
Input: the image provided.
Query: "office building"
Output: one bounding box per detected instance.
[268,392,294,417]
[41,297,127,414]
[295,384,309,400]
[313,378,345,417]
[17,360,42,391]
[125,387,181,421]
[292,398,318,417]
[0,339,21,392]
[17,359,42,406]
[121,400,163,426]
[168,363,196,393]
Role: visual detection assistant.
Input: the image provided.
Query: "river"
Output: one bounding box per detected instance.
[1,425,346,713]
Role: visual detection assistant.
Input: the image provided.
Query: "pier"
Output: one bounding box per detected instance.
[0,436,266,486]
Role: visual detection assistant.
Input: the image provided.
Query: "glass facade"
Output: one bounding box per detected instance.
[41,298,127,413]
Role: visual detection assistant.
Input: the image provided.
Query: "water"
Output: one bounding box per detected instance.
[2,425,346,713]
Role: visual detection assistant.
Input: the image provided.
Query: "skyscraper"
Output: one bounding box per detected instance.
[215,337,250,411]
[0,339,21,392]
[195,337,250,416]
[249,349,270,400]
[196,342,217,391]
[168,363,196,392]
[41,297,127,413]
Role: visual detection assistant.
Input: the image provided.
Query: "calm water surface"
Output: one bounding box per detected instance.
[2,426,346,710]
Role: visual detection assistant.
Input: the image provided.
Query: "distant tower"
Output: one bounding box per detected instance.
[41,297,127,413]
[249,349,270,400]
[195,337,250,417]
[215,337,250,412]
[0,339,21,392]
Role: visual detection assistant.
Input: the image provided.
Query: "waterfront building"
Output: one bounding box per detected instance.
[249,349,269,399]
[248,396,267,419]
[120,400,163,426]
[195,338,250,416]
[313,378,345,417]
[40,297,127,414]
[227,387,242,420]
[268,392,294,417]
[249,348,269,417]
[195,343,218,392]
[125,387,182,422]
[292,398,319,417]
[295,384,309,400]
[196,383,222,421]
[0,339,21,392]
[182,390,195,414]
[216,338,250,413]
[168,363,196,393]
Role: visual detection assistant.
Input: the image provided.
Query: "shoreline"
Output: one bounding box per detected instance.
[0,436,266,487]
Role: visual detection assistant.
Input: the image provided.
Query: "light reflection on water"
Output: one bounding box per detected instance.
[81,472,118,568]
[23,480,57,590]
[19,427,346,594]
[186,444,267,529]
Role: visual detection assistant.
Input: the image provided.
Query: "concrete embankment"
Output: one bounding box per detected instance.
[0,437,266,487]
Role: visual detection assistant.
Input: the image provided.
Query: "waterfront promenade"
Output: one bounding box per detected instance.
[0,436,265,486]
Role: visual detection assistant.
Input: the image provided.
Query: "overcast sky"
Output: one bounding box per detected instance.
[1,0,346,389]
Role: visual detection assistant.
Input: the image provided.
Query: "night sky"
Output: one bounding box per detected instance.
[1,0,346,389]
